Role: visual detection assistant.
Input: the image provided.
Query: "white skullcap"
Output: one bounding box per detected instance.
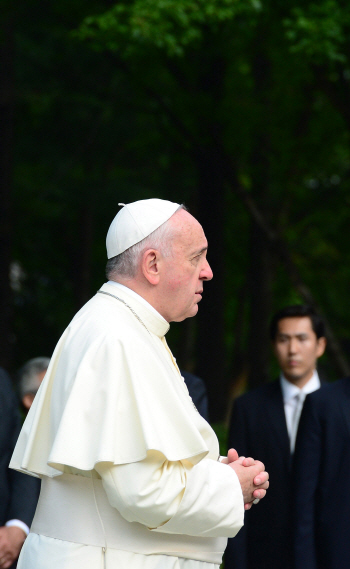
[106,198,180,258]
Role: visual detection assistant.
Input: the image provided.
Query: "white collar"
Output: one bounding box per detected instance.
[280,370,321,404]
[107,281,168,322]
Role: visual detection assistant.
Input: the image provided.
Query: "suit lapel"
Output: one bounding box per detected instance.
[266,380,291,459]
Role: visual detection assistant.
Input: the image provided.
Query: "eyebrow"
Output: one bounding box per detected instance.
[277,332,309,338]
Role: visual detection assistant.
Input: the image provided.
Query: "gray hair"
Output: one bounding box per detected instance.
[106,204,186,280]
[18,357,50,399]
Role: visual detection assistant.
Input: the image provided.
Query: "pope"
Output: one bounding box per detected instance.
[10,199,269,569]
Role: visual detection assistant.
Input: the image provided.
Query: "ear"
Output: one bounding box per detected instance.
[316,336,326,358]
[141,248,161,285]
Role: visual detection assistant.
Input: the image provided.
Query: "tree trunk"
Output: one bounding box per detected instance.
[194,147,227,422]
[246,219,272,390]
[246,41,273,390]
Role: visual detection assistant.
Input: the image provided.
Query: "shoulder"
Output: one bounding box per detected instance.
[307,377,349,404]
[0,367,16,404]
[234,379,280,408]
[69,291,147,345]
[181,371,206,392]
[302,378,350,423]
[0,368,20,434]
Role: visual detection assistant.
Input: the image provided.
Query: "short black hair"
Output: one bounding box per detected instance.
[269,305,326,341]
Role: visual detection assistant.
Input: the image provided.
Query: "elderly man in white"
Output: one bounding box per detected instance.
[10,199,269,569]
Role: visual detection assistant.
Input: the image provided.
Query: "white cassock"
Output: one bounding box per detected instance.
[10,282,244,569]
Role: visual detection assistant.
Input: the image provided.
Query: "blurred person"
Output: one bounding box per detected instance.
[181,370,209,421]
[10,199,269,569]
[0,367,40,569]
[293,376,350,569]
[17,357,50,411]
[225,305,326,569]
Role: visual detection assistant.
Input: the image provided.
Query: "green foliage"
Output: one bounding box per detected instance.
[284,1,350,63]
[6,0,350,409]
[211,422,228,456]
[77,0,261,57]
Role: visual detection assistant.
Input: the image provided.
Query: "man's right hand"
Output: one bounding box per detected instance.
[225,449,269,510]
[0,526,26,568]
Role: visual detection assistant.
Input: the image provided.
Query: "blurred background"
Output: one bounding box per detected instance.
[1,0,350,423]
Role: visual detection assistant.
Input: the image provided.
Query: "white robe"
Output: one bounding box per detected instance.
[10,282,244,568]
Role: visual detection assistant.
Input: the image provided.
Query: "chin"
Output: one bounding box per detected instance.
[285,372,303,382]
[173,305,198,322]
[190,304,199,317]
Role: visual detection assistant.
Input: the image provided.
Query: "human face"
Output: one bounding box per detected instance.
[158,210,213,322]
[273,316,326,387]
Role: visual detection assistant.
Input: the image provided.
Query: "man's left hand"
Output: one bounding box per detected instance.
[0,526,26,568]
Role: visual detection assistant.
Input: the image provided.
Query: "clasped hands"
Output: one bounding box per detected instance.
[222,448,269,510]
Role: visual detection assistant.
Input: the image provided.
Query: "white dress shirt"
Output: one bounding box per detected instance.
[280,370,321,452]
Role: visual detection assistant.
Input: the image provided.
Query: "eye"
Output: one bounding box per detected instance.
[191,254,202,265]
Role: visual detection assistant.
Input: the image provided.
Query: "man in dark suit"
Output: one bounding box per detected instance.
[181,370,209,421]
[225,305,326,569]
[0,367,40,569]
[293,377,350,569]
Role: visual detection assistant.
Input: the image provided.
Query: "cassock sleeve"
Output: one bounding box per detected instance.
[95,450,244,538]
[292,394,321,569]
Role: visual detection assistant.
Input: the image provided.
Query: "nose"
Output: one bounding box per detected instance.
[201,259,213,281]
[288,338,298,354]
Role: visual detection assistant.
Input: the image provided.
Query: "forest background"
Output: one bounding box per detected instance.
[1,0,350,424]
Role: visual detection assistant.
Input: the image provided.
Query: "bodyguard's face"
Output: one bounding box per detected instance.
[159,210,213,322]
[273,316,326,387]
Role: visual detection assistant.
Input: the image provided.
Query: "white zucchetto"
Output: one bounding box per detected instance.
[106,198,180,259]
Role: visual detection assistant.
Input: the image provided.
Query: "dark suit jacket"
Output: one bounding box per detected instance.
[0,367,40,528]
[225,380,294,569]
[293,377,350,569]
[181,370,209,421]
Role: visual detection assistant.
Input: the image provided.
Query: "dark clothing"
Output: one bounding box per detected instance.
[182,370,209,422]
[225,380,293,569]
[293,377,350,569]
[0,367,40,565]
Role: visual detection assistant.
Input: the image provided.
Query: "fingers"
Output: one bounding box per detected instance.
[252,488,267,500]
[227,448,239,463]
[241,456,255,467]
[251,460,265,472]
[254,470,269,486]
[0,557,12,569]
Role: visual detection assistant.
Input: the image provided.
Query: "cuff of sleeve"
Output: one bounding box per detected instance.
[152,458,244,538]
[5,520,29,535]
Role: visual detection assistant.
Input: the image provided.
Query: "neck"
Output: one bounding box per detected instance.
[283,370,315,389]
[110,278,168,322]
